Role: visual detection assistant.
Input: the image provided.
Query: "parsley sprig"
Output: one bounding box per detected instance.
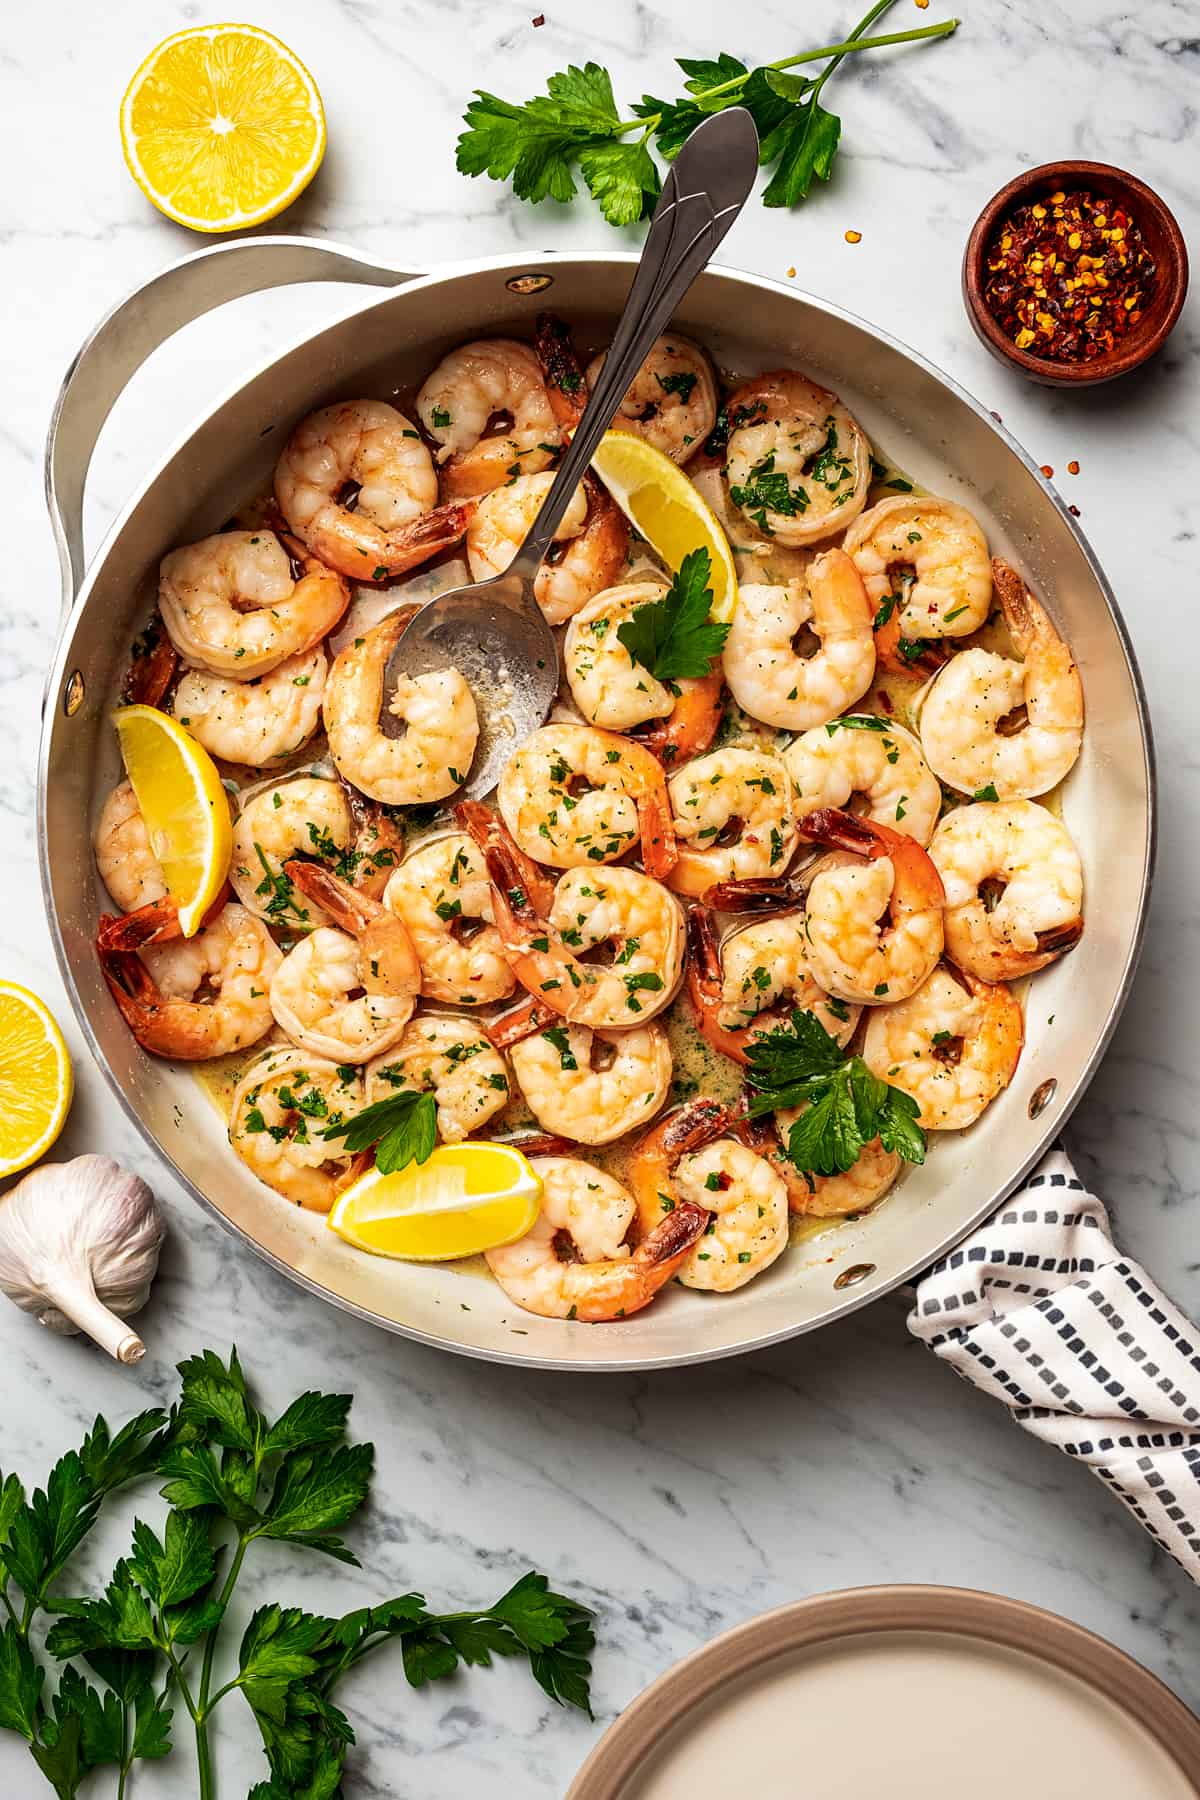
[746,1009,925,1176]
[321,1089,437,1175]
[457,1,958,227]
[616,548,730,681]
[0,1349,593,1799]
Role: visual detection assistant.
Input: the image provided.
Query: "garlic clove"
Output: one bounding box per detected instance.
[0,1153,165,1362]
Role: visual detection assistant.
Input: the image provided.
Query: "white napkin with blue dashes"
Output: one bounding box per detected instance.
[909,1147,1200,1581]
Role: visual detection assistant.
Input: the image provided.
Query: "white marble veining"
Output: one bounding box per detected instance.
[2,0,1199,1791]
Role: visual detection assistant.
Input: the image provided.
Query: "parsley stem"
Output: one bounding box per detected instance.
[160,1640,200,1724]
[0,1584,20,1634]
[197,1533,250,1714]
[614,10,958,136]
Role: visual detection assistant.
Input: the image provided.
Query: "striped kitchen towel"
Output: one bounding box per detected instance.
[909,1146,1200,1581]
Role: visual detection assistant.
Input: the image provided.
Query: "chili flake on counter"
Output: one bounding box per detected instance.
[983,188,1156,363]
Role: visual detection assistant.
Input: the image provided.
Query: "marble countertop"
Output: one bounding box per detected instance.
[3,0,1199,1791]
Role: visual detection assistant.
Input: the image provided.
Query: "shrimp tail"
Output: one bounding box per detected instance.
[801,805,898,858]
[685,906,752,1067]
[634,1199,711,1270]
[96,885,229,951]
[456,800,557,914]
[636,670,725,767]
[378,499,479,580]
[486,993,559,1049]
[873,607,947,680]
[123,617,179,707]
[637,789,678,882]
[701,874,810,913]
[97,931,190,1060]
[285,859,371,930]
[534,312,587,430]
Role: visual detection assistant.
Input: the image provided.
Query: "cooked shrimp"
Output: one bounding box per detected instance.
[230,1047,362,1211]
[666,748,797,897]
[685,906,860,1066]
[586,333,718,465]
[274,399,473,583]
[158,530,348,678]
[721,553,875,730]
[671,1139,790,1292]
[627,1096,730,1219]
[862,962,1024,1129]
[323,611,479,805]
[765,1112,900,1217]
[564,580,681,730]
[919,558,1084,799]
[498,723,677,879]
[94,781,167,914]
[929,799,1084,982]
[466,472,628,626]
[484,841,683,1030]
[801,807,945,1004]
[417,339,560,498]
[508,1021,672,1146]
[843,496,991,640]
[230,777,355,928]
[723,372,871,545]
[98,901,279,1060]
[268,862,421,1063]
[172,648,326,767]
[486,1158,708,1322]
[365,1014,509,1143]
[783,715,941,845]
[382,832,515,1006]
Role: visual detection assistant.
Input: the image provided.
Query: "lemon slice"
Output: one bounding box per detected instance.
[114,705,232,938]
[120,24,326,233]
[591,431,738,623]
[0,984,74,1177]
[327,1144,542,1262]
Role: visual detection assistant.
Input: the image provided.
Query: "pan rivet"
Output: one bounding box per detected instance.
[505,272,554,295]
[1029,1078,1058,1119]
[63,670,85,716]
[834,1262,876,1290]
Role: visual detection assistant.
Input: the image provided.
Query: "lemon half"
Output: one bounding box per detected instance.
[591,431,738,623]
[114,705,232,938]
[120,24,326,233]
[0,984,74,1177]
[327,1144,542,1262]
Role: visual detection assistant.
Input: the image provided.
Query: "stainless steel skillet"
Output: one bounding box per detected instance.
[37,240,1155,1371]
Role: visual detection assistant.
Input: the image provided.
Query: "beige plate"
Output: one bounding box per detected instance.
[567,1585,1200,1798]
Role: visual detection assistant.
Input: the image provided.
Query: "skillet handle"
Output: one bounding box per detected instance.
[44,235,418,620]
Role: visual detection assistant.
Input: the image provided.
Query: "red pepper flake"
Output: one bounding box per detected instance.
[1040,464,1054,478]
[844,229,862,244]
[1069,504,1081,517]
[982,187,1157,363]
[1067,459,1080,474]
[531,11,545,22]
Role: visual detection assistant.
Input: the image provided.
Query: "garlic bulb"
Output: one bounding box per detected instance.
[0,1154,165,1363]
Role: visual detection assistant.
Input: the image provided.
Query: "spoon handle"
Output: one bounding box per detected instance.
[508,106,760,580]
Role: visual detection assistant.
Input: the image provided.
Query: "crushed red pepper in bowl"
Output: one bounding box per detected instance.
[963,160,1187,387]
[983,189,1156,363]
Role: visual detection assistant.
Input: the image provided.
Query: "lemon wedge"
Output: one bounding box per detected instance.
[591,431,738,623]
[0,984,74,1177]
[327,1144,542,1262]
[114,706,232,938]
[120,24,326,233]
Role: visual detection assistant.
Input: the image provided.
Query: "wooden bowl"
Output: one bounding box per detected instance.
[963,160,1188,387]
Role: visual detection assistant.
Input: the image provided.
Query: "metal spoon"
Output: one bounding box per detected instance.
[381,106,760,798]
